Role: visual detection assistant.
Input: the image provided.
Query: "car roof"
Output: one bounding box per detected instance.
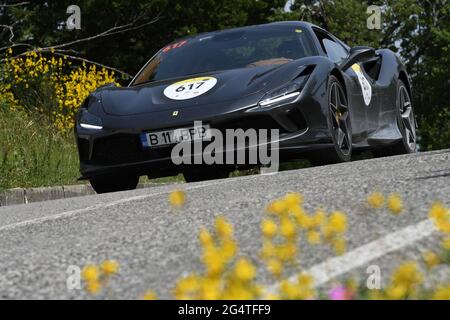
[169,21,318,44]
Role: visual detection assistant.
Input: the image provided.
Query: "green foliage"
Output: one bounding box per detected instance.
[0,100,80,190]
[1,0,285,75]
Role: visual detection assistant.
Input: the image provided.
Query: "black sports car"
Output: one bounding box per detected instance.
[75,21,417,194]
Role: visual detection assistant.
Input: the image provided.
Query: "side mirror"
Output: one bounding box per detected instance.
[340,46,376,71]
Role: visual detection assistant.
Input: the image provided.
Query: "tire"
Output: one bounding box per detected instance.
[90,175,139,194]
[310,75,352,165]
[374,79,417,157]
[183,167,229,183]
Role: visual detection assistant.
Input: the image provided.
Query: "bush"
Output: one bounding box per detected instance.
[0,49,118,132]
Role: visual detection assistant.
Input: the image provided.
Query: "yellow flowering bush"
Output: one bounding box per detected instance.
[0,48,118,132]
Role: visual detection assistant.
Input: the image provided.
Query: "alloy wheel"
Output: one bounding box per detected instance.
[398,86,416,151]
[329,82,351,156]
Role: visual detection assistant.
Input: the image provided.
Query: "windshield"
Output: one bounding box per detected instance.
[132,26,315,85]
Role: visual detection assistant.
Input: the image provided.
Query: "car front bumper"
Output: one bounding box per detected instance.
[76,91,331,180]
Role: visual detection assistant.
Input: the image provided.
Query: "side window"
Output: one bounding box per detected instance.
[314,29,348,64]
[323,39,348,63]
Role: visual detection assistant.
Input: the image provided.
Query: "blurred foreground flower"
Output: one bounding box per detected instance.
[100,260,119,275]
[422,251,440,270]
[367,192,385,209]
[169,190,186,208]
[328,285,353,300]
[143,290,158,300]
[82,260,120,296]
[387,193,403,214]
[82,265,99,282]
[385,261,423,299]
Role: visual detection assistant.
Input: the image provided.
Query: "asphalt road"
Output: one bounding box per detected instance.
[0,149,449,299]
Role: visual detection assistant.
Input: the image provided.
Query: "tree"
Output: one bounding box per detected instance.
[1,0,285,76]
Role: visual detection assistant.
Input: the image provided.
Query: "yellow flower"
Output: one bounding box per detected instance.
[174,275,201,299]
[86,280,101,295]
[143,290,158,300]
[264,293,281,300]
[436,220,450,234]
[432,284,450,300]
[367,192,385,209]
[332,237,347,255]
[260,240,276,259]
[387,193,403,214]
[82,265,99,282]
[328,211,347,233]
[297,273,314,288]
[199,228,214,247]
[266,199,287,215]
[429,202,450,233]
[307,230,321,244]
[203,248,226,277]
[385,284,407,300]
[284,192,303,209]
[221,239,237,260]
[100,260,119,275]
[279,280,299,299]
[429,202,447,220]
[280,218,297,239]
[234,258,256,282]
[261,218,278,238]
[215,216,233,239]
[276,243,297,262]
[389,261,423,296]
[422,251,440,269]
[169,190,186,207]
[200,278,221,300]
[312,209,326,227]
[297,273,316,299]
[442,237,450,250]
[266,259,283,278]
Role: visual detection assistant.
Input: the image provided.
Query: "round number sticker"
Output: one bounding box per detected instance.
[351,64,372,106]
[164,77,217,100]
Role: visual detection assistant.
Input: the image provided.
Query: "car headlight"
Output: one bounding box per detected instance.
[259,75,309,108]
[79,109,103,130]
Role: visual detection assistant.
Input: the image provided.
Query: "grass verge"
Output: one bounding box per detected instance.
[0,102,80,190]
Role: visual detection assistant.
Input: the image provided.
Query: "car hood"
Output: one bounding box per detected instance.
[99,58,314,116]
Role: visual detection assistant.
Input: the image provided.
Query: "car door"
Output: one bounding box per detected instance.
[313,28,378,142]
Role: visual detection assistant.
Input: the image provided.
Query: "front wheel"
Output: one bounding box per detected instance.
[310,75,352,165]
[90,175,139,194]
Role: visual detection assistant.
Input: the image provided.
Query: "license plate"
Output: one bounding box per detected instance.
[140,124,211,148]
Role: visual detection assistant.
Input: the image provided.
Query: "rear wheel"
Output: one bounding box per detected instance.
[374,79,417,157]
[183,167,229,183]
[90,175,139,194]
[310,75,352,165]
